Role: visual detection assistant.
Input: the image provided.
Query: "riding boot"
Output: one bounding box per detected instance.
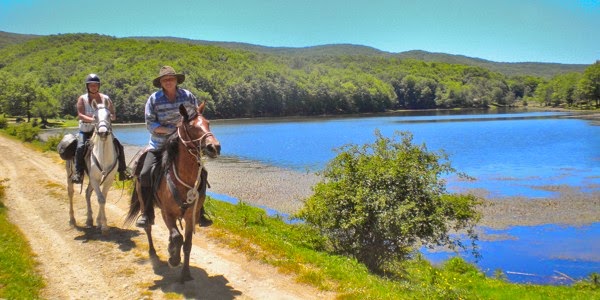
[114,138,132,181]
[198,205,213,227]
[71,143,85,184]
[136,186,155,227]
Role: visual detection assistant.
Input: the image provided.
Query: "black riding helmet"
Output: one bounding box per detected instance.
[85,73,100,93]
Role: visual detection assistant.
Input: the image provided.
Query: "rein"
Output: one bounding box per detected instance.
[165,117,214,231]
[91,106,117,185]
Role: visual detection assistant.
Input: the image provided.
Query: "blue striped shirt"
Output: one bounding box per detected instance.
[145,88,198,149]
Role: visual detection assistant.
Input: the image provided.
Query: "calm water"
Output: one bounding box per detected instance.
[110,109,600,284]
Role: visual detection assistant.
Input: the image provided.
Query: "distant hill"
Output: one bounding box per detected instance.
[0,31,41,49]
[395,50,589,78]
[0,31,590,79]
[131,36,588,78]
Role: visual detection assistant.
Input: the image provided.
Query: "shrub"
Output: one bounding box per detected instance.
[5,122,40,142]
[43,133,64,152]
[0,116,7,129]
[295,130,482,273]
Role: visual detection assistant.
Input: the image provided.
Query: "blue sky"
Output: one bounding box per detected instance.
[1,0,598,64]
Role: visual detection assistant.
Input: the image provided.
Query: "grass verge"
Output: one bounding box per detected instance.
[206,199,600,299]
[0,179,45,299]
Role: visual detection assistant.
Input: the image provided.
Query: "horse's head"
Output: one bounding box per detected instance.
[94,103,112,139]
[177,102,221,159]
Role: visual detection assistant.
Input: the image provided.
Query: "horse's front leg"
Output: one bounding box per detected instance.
[85,181,94,228]
[95,176,113,235]
[180,219,195,283]
[66,160,76,226]
[167,221,183,268]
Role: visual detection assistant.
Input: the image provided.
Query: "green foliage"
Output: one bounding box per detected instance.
[0,115,7,129]
[577,61,600,108]
[1,33,594,122]
[4,122,40,142]
[575,272,600,290]
[0,179,45,299]
[43,132,64,152]
[295,130,482,273]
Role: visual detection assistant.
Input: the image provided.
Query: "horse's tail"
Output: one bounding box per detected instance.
[123,181,141,227]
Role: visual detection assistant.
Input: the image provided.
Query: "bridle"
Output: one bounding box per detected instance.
[170,113,215,207]
[94,106,112,138]
[91,106,116,185]
[177,113,215,165]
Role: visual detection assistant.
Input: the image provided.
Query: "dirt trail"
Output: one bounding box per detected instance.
[0,135,332,300]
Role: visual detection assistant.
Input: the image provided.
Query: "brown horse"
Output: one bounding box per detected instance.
[125,102,220,282]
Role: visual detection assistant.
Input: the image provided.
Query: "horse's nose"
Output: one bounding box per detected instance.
[206,143,221,158]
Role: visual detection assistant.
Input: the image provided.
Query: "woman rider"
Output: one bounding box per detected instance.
[71,74,130,184]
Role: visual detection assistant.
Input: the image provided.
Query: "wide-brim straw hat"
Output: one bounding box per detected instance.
[153,66,185,88]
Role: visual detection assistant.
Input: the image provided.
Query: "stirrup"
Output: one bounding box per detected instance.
[118,170,133,181]
[199,213,213,227]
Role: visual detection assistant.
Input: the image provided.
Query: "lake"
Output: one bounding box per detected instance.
[61,108,600,284]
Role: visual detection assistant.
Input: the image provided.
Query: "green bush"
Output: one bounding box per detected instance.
[0,116,7,129]
[295,130,482,273]
[43,133,64,152]
[5,122,40,142]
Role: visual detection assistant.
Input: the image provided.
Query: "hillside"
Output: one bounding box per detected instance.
[0,31,40,49]
[0,32,596,123]
[131,35,588,78]
[0,31,585,78]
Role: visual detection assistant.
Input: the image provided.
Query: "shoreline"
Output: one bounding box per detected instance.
[123,145,599,230]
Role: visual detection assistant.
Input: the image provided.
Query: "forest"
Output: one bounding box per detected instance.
[0,32,598,123]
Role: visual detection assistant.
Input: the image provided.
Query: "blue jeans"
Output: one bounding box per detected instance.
[74,131,92,174]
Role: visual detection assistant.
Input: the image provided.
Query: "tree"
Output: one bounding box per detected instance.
[295,130,481,273]
[577,61,600,108]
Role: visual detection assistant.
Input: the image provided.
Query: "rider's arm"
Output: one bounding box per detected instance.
[145,94,176,136]
[76,96,94,123]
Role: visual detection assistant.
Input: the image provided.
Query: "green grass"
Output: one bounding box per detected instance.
[206,199,600,299]
[0,179,45,299]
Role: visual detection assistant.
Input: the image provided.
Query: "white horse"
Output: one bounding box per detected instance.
[66,103,117,234]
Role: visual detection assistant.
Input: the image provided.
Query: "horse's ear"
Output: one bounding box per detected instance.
[198,102,205,115]
[179,104,189,122]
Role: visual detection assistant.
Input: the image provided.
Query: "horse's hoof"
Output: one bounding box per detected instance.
[180,273,193,283]
[69,218,76,226]
[85,220,93,228]
[168,256,181,267]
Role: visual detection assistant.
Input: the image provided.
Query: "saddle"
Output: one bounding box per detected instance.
[57,133,77,160]
[130,148,164,197]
